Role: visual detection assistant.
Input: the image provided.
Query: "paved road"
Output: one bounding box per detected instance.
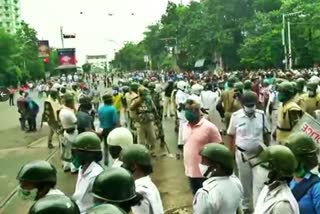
[0,81,224,213]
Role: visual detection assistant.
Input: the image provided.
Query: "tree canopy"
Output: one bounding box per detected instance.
[110,0,320,71]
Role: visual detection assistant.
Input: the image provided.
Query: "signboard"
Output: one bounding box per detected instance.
[86,55,107,60]
[57,48,76,65]
[291,113,320,144]
[0,88,9,102]
[38,40,50,58]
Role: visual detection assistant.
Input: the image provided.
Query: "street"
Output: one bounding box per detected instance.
[0,86,200,213]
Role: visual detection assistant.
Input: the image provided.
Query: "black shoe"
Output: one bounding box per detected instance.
[48,144,54,149]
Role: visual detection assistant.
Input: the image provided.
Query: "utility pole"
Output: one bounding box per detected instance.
[288,21,292,70]
[282,14,288,70]
[60,26,64,48]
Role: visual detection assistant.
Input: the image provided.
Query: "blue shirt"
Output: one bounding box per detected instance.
[98,104,118,129]
[289,173,320,214]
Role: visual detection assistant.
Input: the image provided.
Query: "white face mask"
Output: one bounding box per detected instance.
[244,105,256,114]
[17,186,38,201]
[198,163,212,178]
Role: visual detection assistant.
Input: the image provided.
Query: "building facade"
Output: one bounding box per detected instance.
[0,0,21,34]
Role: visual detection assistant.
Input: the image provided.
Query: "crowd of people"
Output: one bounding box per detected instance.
[11,68,320,214]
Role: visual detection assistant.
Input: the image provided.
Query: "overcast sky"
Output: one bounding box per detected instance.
[21,0,194,64]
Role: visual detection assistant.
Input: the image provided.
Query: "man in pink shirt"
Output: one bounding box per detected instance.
[182,98,222,194]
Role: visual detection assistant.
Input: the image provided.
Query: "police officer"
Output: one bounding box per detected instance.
[294,78,306,106]
[87,204,126,214]
[107,127,134,167]
[190,83,204,107]
[72,132,104,213]
[130,86,157,154]
[43,88,61,149]
[28,195,80,214]
[90,84,101,112]
[127,82,140,143]
[217,76,240,129]
[175,81,189,148]
[77,96,95,134]
[275,81,303,144]
[59,93,78,173]
[254,145,299,214]
[300,81,320,117]
[286,133,320,213]
[120,144,164,214]
[16,160,64,201]
[193,144,243,214]
[244,79,252,92]
[148,82,166,147]
[227,91,270,213]
[92,167,141,213]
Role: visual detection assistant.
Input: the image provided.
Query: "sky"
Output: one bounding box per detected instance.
[20,0,194,65]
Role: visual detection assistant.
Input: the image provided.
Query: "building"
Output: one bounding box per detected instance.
[86,55,108,71]
[0,0,21,34]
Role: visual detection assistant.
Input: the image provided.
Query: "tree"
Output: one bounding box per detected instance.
[82,63,92,73]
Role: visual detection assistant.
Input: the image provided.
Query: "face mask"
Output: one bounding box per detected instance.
[278,93,290,102]
[17,186,38,201]
[198,163,212,178]
[308,90,316,97]
[295,165,307,178]
[72,155,82,168]
[244,105,256,114]
[185,110,198,122]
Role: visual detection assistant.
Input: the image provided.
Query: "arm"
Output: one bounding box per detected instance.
[130,96,140,111]
[263,113,271,146]
[193,190,211,214]
[226,114,236,152]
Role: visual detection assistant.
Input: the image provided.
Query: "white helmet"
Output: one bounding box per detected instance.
[155,84,163,93]
[107,127,133,149]
[310,76,320,84]
[191,84,204,95]
[177,81,187,90]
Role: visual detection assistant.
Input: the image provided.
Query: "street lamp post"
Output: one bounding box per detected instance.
[282,11,305,70]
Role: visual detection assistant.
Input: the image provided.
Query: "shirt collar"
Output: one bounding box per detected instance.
[240,109,257,118]
[202,176,229,186]
[266,181,287,197]
[135,175,151,186]
[81,162,100,176]
[187,118,205,127]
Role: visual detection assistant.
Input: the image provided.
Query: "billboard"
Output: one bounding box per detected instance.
[38,40,50,58]
[57,48,76,65]
[291,113,320,144]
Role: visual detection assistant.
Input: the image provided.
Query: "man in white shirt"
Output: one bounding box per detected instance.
[201,83,219,122]
[227,91,271,213]
[254,145,300,214]
[59,93,78,173]
[16,160,64,202]
[72,132,104,213]
[121,144,164,214]
[193,144,243,214]
[175,81,189,147]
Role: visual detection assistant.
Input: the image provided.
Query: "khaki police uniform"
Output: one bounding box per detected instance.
[276,99,302,145]
[227,108,270,209]
[193,175,243,214]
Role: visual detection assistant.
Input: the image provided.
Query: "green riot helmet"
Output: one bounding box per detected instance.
[262,79,270,87]
[130,82,139,92]
[73,132,101,151]
[142,79,149,87]
[277,81,295,102]
[296,78,305,93]
[148,82,156,90]
[243,80,252,90]
[17,160,57,183]
[286,132,319,171]
[200,144,234,174]
[64,93,75,104]
[255,145,297,179]
[241,91,258,107]
[92,167,136,203]
[28,195,80,214]
[228,76,238,88]
[87,204,126,214]
[291,82,298,96]
[234,82,244,94]
[120,144,152,173]
[121,86,130,94]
